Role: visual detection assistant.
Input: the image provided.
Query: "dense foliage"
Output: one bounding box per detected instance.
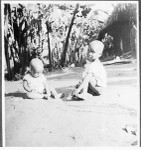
[4,3,137,80]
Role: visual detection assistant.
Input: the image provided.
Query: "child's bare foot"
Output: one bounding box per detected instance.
[43,94,49,100]
[76,93,88,100]
[54,93,64,99]
[66,94,73,100]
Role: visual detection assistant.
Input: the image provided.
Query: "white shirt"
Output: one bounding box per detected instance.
[23,73,47,93]
[83,60,107,87]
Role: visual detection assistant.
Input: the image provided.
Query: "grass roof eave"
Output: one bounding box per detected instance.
[102,3,137,30]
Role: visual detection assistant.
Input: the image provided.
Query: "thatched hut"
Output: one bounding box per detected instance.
[98,3,137,59]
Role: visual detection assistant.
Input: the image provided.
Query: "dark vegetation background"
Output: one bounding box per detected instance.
[4,2,137,81]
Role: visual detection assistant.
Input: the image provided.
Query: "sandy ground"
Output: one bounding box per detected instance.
[5,62,139,147]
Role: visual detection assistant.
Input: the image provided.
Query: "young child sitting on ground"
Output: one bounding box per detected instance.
[72,40,107,99]
[23,58,62,100]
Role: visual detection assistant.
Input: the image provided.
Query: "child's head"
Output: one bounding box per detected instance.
[30,58,44,77]
[87,40,104,61]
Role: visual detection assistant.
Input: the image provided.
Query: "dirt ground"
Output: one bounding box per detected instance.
[5,60,139,147]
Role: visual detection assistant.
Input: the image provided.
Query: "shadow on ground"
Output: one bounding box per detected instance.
[5,93,29,99]
[5,86,82,102]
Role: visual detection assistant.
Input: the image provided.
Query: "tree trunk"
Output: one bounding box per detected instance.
[5,38,14,80]
[72,35,82,64]
[4,4,14,80]
[46,21,52,71]
[60,4,79,67]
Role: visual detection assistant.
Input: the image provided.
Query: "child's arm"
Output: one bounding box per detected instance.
[44,82,51,97]
[23,80,32,92]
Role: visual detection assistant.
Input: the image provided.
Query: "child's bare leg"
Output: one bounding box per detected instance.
[73,74,92,96]
[50,86,58,96]
[82,79,89,94]
[49,86,63,99]
[26,92,44,99]
[88,78,103,95]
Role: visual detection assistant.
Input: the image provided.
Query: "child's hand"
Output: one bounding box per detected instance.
[73,90,79,97]
[31,89,37,92]
[54,93,64,99]
[43,94,50,100]
[75,82,81,88]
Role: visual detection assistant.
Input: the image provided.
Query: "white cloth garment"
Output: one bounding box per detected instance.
[82,60,107,87]
[23,73,47,93]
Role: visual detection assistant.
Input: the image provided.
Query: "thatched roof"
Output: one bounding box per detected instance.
[103,3,137,29]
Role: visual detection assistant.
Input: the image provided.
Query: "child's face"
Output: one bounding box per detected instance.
[30,66,40,78]
[87,47,101,62]
[31,70,39,78]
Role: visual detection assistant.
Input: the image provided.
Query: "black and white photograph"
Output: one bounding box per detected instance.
[2,1,140,147]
